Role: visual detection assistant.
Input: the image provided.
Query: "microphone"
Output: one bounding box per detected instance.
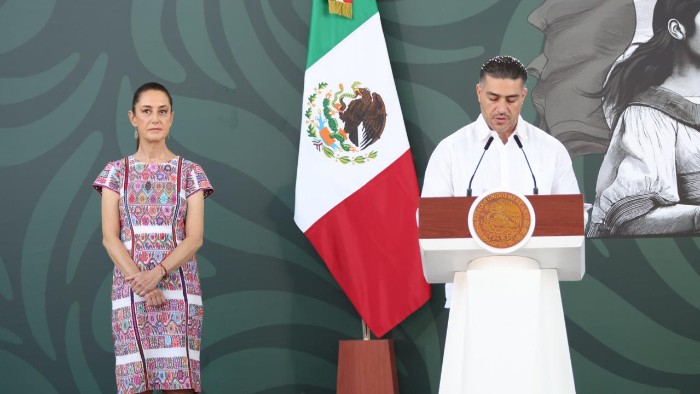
[513,134,538,195]
[467,136,495,196]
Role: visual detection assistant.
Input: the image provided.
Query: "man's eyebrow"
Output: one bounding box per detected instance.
[486,92,520,98]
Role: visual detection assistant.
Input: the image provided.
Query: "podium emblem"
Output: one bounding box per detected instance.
[468,191,536,253]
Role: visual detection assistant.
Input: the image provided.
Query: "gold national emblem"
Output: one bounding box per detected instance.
[471,192,531,249]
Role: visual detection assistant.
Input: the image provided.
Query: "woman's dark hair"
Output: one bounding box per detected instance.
[132,82,173,149]
[604,0,700,123]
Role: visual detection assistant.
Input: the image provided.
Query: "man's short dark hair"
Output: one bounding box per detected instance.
[479,55,527,84]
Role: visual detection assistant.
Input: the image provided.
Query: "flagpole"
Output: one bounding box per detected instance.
[362,319,371,341]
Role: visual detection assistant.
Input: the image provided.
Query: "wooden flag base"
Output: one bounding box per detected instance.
[337,339,399,394]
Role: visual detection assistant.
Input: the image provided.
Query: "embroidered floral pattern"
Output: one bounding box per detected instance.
[94,156,213,394]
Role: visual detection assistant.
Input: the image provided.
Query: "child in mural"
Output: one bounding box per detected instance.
[588,0,700,237]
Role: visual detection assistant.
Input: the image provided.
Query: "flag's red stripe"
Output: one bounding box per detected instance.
[305,150,431,337]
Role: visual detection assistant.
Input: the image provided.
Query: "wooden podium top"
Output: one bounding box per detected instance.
[419,194,584,239]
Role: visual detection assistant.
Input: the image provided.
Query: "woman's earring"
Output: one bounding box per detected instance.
[134,129,138,139]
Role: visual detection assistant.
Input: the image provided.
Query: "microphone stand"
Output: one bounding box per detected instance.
[513,134,538,195]
[467,136,495,196]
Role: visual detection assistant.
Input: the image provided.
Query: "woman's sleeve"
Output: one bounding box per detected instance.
[92,160,122,195]
[594,106,679,233]
[185,162,214,198]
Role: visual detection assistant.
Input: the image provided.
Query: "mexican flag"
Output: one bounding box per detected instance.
[294,0,431,338]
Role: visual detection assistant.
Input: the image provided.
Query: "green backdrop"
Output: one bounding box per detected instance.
[1,0,699,393]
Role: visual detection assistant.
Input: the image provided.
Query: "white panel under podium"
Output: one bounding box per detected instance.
[418,194,585,394]
[420,235,584,282]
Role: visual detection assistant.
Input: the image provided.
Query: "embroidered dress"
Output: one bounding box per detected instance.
[93,156,213,394]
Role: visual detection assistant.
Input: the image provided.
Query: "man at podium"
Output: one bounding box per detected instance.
[421,55,580,306]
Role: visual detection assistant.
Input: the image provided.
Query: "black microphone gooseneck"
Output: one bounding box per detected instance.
[513,134,538,195]
[467,136,495,196]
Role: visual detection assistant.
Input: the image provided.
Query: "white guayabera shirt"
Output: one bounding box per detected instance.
[421,114,580,306]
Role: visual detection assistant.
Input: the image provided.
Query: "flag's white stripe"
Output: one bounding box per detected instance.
[295,14,411,231]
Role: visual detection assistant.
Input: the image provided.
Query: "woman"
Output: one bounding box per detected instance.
[589,0,700,237]
[93,82,213,393]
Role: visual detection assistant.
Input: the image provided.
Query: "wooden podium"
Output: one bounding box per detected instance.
[419,194,585,394]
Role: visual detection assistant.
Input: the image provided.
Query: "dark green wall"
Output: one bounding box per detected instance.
[1,0,698,393]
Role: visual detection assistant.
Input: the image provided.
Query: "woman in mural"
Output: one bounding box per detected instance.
[588,0,700,237]
[93,82,213,393]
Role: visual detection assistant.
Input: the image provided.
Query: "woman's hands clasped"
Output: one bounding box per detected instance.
[144,288,167,307]
[126,269,167,307]
[126,269,162,297]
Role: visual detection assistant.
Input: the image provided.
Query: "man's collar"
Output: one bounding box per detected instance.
[513,116,529,142]
[475,115,492,143]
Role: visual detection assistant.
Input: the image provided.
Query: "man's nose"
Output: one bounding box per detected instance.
[495,100,507,113]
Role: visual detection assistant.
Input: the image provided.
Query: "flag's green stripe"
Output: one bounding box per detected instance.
[306,0,377,69]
